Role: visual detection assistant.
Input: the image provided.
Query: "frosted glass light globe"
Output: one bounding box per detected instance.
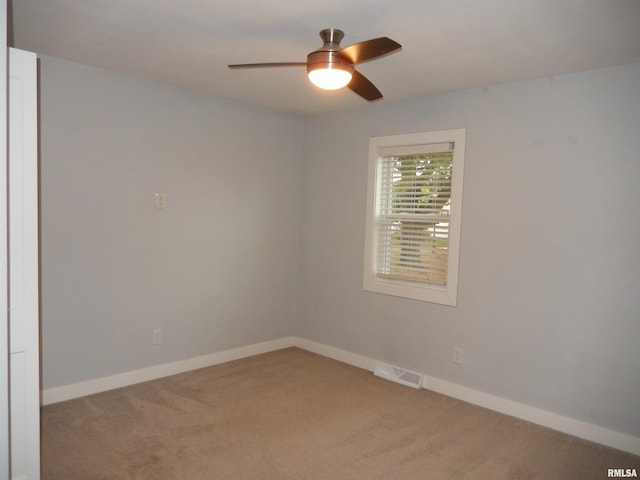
[308,67,352,90]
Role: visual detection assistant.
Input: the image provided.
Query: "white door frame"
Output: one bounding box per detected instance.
[1,1,10,476]
[8,47,40,480]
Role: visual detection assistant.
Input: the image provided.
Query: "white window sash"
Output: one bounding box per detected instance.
[363,129,466,306]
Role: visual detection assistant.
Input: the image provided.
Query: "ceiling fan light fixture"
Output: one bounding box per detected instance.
[308,64,353,90]
[229,28,401,101]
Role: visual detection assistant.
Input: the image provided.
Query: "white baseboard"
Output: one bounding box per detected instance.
[42,335,640,455]
[292,338,640,456]
[420,373,640,456]
[294,337,378,372]
[41,336,296,405]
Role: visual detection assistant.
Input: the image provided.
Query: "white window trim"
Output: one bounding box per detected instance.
[363,128,466,306]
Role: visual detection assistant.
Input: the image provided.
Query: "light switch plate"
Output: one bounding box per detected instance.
[155,193,167,209]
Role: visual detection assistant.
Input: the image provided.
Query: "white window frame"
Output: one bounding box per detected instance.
[363,129,466,306]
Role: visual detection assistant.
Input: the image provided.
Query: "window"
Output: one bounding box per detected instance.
[363,129,466,305]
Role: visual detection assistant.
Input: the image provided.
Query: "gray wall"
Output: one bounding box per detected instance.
[39,54,640,438]
[297,63,640,437]
[39,56,303,389]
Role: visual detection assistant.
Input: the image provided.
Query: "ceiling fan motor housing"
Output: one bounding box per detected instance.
[306,50,354,75]
[306,28,354,76]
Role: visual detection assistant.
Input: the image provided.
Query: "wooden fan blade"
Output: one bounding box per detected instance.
[339,37,401,64]
[228,62,306,69]
[348,70,382,101]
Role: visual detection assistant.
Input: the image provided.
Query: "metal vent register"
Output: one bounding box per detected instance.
[374,363,423,389]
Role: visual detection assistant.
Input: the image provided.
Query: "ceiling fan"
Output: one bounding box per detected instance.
[228,28,402,102]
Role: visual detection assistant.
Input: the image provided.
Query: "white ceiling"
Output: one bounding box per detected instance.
[10,0,640,116]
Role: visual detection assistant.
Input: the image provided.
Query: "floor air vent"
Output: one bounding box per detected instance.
[374,363,423,389]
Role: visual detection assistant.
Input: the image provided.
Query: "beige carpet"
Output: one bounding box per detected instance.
[41,347,639,479]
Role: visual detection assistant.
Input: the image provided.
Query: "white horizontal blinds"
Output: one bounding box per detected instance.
[375,142,454,285]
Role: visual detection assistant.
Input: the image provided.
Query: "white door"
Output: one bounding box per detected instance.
[8,48,40,480]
